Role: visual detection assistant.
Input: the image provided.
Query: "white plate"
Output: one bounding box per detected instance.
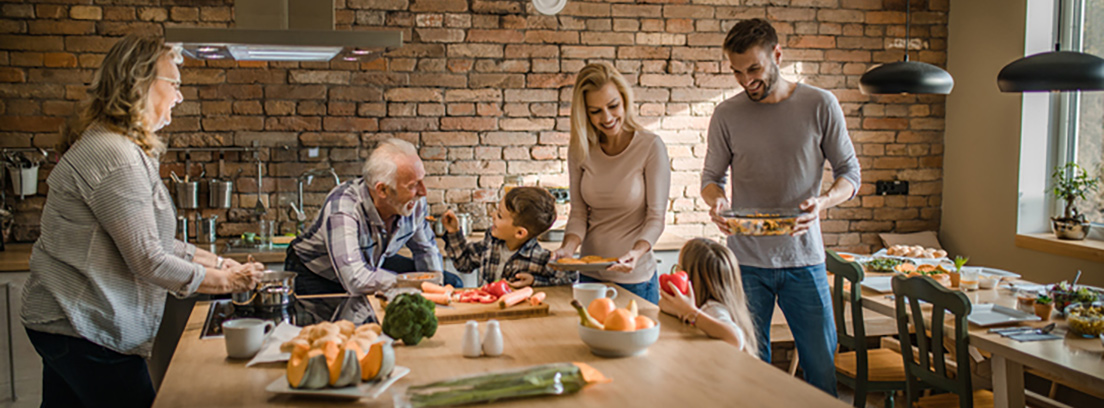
[860,276,894,293]
[872,248,949,263]
[550,260,615,272]
[532,0,567,15]
[835,252,872,263]
[266,366,410,400]
[968,304,1041,327]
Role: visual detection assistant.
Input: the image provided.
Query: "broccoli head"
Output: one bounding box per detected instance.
[382,293,438,345]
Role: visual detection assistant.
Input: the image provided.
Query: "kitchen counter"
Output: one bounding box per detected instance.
[0,243,33,272]
[152,285,846,407]
[217,232,691,265]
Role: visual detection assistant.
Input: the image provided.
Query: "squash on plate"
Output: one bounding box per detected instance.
[287,343,329,389]
[327,340,363,387]
[361,340,396,381]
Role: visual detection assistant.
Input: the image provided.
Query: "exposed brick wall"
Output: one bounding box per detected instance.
[0,0,948,254]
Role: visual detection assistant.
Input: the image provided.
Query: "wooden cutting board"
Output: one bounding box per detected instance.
[373,296,551,325]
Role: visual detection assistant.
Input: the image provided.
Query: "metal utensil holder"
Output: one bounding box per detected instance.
[208,179,233,209]
[196,215,218,244]
[174,181,200,209]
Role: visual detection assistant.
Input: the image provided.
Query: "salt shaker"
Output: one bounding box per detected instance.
[482,319,504,357]
[462,320,482,358]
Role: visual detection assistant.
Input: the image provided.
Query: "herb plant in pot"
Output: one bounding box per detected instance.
[1034,294,1054,321]
[1049,162,1100,240]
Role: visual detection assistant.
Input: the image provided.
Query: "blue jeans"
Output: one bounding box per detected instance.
[577,273,659,305]
[26,329,156,408]
[741,263,838,397]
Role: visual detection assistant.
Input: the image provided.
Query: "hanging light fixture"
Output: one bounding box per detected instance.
[997,0,1104,92]
[859,0,954,95]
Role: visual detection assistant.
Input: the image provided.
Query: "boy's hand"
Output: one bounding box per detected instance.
[508,273,534,289]
[442,209,459,233]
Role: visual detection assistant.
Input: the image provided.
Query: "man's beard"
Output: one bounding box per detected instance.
[745,62,780,102]
[389,195,416,217]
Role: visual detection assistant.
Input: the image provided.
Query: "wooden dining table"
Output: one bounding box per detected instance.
[844,271,1104,408]
[153,285,848,407]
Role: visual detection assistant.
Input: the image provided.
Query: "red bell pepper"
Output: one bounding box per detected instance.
[660,270,690,296]
[481,280,513,298]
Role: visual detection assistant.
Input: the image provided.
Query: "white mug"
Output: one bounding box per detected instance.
[573,283,618,308]
[222,318,275,359]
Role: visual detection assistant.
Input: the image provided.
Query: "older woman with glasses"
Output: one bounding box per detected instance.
[21,35,262,407]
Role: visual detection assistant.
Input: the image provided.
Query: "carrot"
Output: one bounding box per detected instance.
[498,286,533,309]
[421,281,450,294]
[422,292,451,306]
[529,292,546,306]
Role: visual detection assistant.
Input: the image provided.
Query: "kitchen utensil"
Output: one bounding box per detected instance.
[456,212,472,237]
[231,271,298,308]
[254,158,266,217]
[176,216,191,242]
[5,163,38,198]
[462,321,482,358]
[482,320,504,356]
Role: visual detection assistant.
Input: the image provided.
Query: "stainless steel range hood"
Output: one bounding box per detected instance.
[165,0,401,62]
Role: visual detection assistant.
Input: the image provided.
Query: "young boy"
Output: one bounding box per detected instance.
[441,187,575,287]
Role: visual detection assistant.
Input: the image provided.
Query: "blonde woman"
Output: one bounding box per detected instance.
[552,62,671,304]
[22,35,261,407]
[659,238,759,356]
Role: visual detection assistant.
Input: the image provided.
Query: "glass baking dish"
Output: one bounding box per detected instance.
[720,208,801,236]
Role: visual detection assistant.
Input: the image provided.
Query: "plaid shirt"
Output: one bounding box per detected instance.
[289,178,442,294]
[444,231,575,287]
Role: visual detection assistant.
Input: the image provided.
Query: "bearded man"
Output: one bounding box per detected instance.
[286,138,444,295]
[700,18,861,396]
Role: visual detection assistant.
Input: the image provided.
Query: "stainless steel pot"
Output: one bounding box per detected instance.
[196,215,218,244]
[208,179,233,208]
[231,271,297,308]
[456,212,472,237]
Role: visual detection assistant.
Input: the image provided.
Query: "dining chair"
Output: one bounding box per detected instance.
[828,250,907,408]
[891,275,993,408]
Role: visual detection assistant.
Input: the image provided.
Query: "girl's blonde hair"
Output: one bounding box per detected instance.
[568,62,642,164]
[679,238,759,357]
[62,34,182,157]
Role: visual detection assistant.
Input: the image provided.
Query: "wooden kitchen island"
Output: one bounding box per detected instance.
[153,286,846,407]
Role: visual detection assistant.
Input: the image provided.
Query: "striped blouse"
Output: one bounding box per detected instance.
[21,124,205,358]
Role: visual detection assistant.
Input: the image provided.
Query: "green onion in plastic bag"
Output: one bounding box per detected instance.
[396,362,609,407]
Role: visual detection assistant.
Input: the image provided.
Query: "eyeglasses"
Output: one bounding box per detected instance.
[156,76,181,91]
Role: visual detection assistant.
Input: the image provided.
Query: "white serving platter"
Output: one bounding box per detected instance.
[968,304,1041,327]
[860,276,895,293]
[266,366,410,400]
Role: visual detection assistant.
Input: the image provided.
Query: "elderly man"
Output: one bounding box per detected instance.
[286,138,443,296]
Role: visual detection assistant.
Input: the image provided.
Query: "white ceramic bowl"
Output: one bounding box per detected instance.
[577,323,660,357]
[978,274,999,289]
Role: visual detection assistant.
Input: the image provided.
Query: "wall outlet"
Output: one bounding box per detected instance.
[876,180,909,196]
[307,147,320,158]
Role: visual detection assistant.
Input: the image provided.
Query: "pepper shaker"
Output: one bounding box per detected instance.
[482,320,504,357]
[462,320,482,358]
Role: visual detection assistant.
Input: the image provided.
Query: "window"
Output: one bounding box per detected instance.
[1059,0,1104,226]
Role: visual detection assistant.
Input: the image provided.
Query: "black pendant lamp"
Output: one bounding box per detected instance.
[859,0,954,95]
[997,2,1104,92]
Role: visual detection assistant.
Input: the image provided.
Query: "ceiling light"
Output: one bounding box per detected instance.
[996,1,1104,92]
[859,0,954,95]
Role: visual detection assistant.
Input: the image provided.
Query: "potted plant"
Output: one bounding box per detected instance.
[948,255,968,288]
[1034,294,1054,321]
[1049,162,1100,240]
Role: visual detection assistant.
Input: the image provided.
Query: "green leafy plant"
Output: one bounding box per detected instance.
[1050,162,1101,222]
[952,256,969,273]
[1035,294,1053,305]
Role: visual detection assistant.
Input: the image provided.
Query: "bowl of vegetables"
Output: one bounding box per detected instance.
[1049,281,1101,314]
[1064,302,1104,338]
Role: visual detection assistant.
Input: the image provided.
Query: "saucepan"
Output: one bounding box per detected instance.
[231,271,297,308]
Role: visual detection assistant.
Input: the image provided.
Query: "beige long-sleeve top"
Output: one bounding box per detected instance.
[565,130,671,284]
[21,124,205,358]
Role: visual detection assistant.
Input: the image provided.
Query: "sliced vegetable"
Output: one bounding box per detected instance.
[498,286,533,309]
[361,340,396,381]
[421,281,451,294]
[422,292,452,306]
[287,343,329,389]
[482,280,513,298]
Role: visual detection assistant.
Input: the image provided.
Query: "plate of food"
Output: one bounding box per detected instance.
[266,366,410,400]
[719,208,801,236]
[862,257,913,273]
[550,255,618,272]
[875,245,949,261]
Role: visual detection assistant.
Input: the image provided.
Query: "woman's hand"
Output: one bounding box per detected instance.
[709,198,733,235]
[221,257,242,269]
[659,280,698,320]
[441,209,459,234]
[226,262,263,293]
[792,196,823,237]
[606,248,644,273]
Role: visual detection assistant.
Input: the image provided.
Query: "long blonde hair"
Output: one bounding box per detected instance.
[568,62,642,164]
[62,34,181,157]
[679,238,759,357]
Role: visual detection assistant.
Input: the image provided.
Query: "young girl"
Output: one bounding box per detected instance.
[659,238,758,357]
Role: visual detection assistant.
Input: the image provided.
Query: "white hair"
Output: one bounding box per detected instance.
[363,138,419,189]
